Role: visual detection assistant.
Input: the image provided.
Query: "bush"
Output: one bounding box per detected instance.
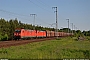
[87,37,90,40]
[2,34,8,41]
[0,34,8,41]
[0,34,2,40]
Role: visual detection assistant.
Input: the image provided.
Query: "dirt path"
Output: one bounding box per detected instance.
[0,37,56,48]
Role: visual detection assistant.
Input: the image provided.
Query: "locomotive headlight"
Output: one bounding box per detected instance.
[19,34,21,35]
[14,34,16,35]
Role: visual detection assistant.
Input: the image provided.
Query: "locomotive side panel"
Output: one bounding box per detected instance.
[43,31,46,37]
[21,29,36,38]
[31,30,37,37]
[37,30,46,37]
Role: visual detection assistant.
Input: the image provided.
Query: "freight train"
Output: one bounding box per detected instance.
[14,28,73,40]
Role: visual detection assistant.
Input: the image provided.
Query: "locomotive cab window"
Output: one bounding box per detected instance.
[15,30,21,32]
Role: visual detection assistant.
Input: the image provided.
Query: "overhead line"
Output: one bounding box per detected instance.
[28,0,52,13]
[0,9,30,17]
[36,17,50,24]
[28,0,54,26]
[0,9,32,22]
[0,9,50,27]
[36,0,51,8]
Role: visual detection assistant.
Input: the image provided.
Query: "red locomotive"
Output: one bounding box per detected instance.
[14,28,73,40]
[14,28,47,40]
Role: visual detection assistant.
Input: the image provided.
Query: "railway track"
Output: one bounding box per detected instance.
[0,37,56,48]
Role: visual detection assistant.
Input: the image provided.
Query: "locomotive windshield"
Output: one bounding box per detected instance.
[15,30,21,32]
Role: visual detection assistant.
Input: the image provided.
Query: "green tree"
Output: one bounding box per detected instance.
[0,32,2,40]
[1,34,8,41]
[8,19,15,40]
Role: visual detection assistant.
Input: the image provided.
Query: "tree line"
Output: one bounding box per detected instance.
[0,18,55,40]
[0,18,90,40]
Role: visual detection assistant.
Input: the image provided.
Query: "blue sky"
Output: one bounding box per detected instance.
[0,0,90,31]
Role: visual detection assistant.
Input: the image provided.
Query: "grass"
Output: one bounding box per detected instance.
[0,37,90,59]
